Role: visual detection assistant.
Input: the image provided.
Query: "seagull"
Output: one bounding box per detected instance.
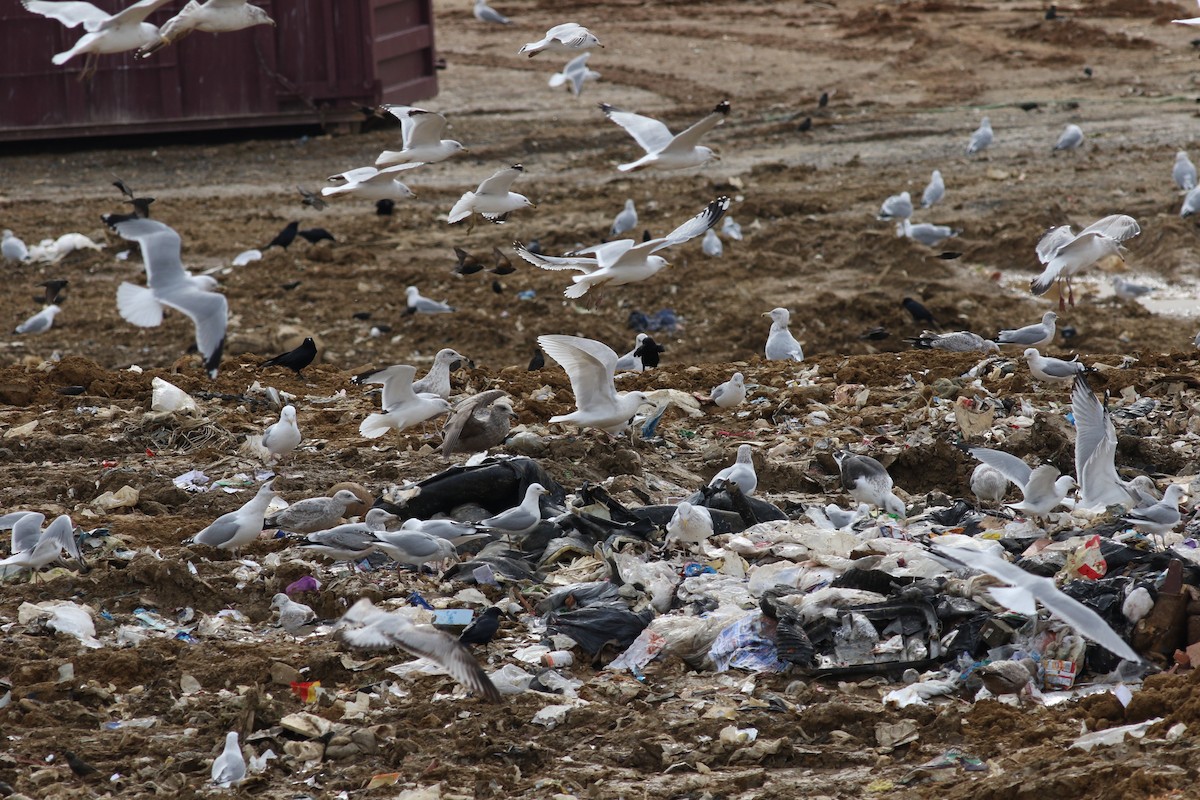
[440,390,517,455]
[22,0,171,79]
[139,0,273,58]
[1174,151,1197,191]
[967,448,1075,519]
[375,106,466,168]
[475,483,549,538]
[997,311,1057,348]
[897,220,958,246]
[271,593,316,633]
[1173,3,1200,25]
[1072,374,1144,510]
[971,463,1010,506]
[1111,276,1153,301]
[189,481,277,554]
[537,335,648,434]
[877,191,912,221]
[549,52,600,96]
[14,305,62,335]
[966,116,993,155]
[396,517,486,545]
[261,405,301,461]
[610,199,637,237]
[265,490,363,533]
[0,514,82,578]
[108,217,226,378]
[904,330,998,353]
[357,365,453,439]
[1182,185,1200,218]
[921,170,944,208]
[1053,123,1084,152]
[709,372,746,408]
[599,100,729,172]
[702,229,723,257]
[211,732,246,789]
[518,22,601,57]
[710,444,757,496]
[1031,214,1140,306]
[334,598,502,702]
[370,529,456,569]
[835,453,906,518]
[1122,485,1187,549]
[763,307,804,361]
[412,348,469,399]
[473,0,511,23]
[447,164,534,228]
[297,527,381,562]
[722,216,743,241]
[666,501,714,545]
[406,286,454,314]
[2,230,29,262]
[1024,347,1088,384]
[513,196,728,298]
[322,165,416,201]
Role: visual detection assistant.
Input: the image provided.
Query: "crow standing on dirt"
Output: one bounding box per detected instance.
[260,337,317,376]
[297,228,336,245]
[634,335,665,369]
[263,221,300,250]
[64,751,99,779]
[901,297,940,329]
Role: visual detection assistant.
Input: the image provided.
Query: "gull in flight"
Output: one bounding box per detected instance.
[357,365,452,439]
[323,165,416,201]
[138,0,274,58]
[518,22,602,57]
[537,335,648,434]
[1031,214,1140,307]
[968,448,1075,521]
[599,100,730,172]
[440,390,517,455]
[375,107,466,168]
[108,217,227,378]
[1172,3,1200,25]
[549,52,600,97]
[22,0,171,78]
[448,164,534,229]
[1072,374,1147,510]
[513,196,728,297]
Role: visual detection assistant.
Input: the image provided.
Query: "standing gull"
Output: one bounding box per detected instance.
[537,335,648,434]
[139,0,273,58]
[709,372,746,408]
[265,489,363,533]
[1024,348,1088,384]
[877,191,913,221]
[610,199,638,237]
[190,481,278,554]
[473,0,511,23]
[412,348,468,399]
[22,0,171,78]
[1031,214,1140,305]
[599,100,730,172]
[475,483,550,538]
[108,217,227,378]
[323,165,416,202]
[1112,276,1153,301]
[406,286,454,314]
[966,117,993,155]
[1122,485,1187,549]
[1174,151,1197,191]
[1182,185,1200,218]
[357,365,453,439]
[549,52,600,97]
[371,529,456,569]
[835,453,906,518]
[211,732,246,789]
[447,164,534,228]
[375,107,466,168]
[710,444,757,496]
[1053,124,1084,152]
[518,22,602,57]
[440,390,517,455]
[971,463,1010,506]
[921,170,944,208]
[997,311,1057,348]
[14,305,61,335]
[763,307,804,361]
[897,220,959,247]
[968,448,1075,519]
[2,230,28,262]
[271,593,317,633]
[261,405,301,462]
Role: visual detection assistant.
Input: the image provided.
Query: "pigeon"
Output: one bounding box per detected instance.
[971,463,1010,506]
[966,116,993,155]
[901,297,939,328]
[763,307,804,361]
[475,483,550,538]
[518,22,602,57]
[905,330,998,353]
[666,501,714,545]
[271,593,317,632]
[537,335,648,434]
[265,490,363,533]
[453,247,486,276]
[835,453,906,518]
[335,598,502,702]
[549,52,600,96]
[1024,347,1088,384]
[448,164,534,228]
[514,196,728,297]
[877,191,913,221]
[14,305,61,335]
[139,0,273,58]
[710,444,757,496]
[2,230,28,262]
[189,481,277,554]
[375,106,466,168]
[297,185,328,210]
[1123,485,1187,549]
[921,170,944,208]
[1053,123,1084,151]
[412,348,469,399]
[599,100,729,172]
[458,606,502,646]
[358,365,453,438]
[610,199,638,237]
[108,217,226,378]
[406,286,454,314]
[709,372,746,408]
[297,228,335,245]
[323,165,416,201]
[1173,151,1197,191]
[1031,214,1140,305]
[997,311,1057,347]
[968,448,1076,519]
[489,248,514,275]
[440,390,517,455]
[22,0,172,79]
[260,337,317,376]
[261,405,301,461]
[1112,276,1152,301]
[210,732,246,788]
[473,0,511,23]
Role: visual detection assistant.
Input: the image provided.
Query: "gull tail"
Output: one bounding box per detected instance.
[375,150,409,167]
[448,193,476,224]
[204,337,225,379]
[116,282,164,327]
[563,280,591,299]
[988,585,1038,616]
[358,413,393,439]
[548,73,567,88]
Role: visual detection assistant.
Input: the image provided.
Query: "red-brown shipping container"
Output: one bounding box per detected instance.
[0,0,438,142]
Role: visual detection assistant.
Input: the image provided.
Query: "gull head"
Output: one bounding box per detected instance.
[270,593,290,609]
[449,140,468,154]
[1023,347,1039,361]
[764,307,791,326]
[647,255,669,270]
[394,182,416,198]
[280,405,297,422]
[494,399,517,419]
[249,6,276,26]
[698,146,719,163]
[431,398,454,417]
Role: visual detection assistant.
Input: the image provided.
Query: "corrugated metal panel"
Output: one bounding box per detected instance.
[0,0,437,141]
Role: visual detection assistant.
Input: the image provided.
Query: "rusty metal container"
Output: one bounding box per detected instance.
[0,0,437,142]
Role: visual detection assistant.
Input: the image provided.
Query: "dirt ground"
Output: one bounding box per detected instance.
[3,0,1200,797]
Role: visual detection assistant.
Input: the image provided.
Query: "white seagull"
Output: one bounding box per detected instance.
[966,116,993,155]
[211,732,246,788]
[473,0,511,23]
[710,444,757,496]
[358,365,452,439]
[323,165,416,201]
[1174,151,1197,191]
[109,217,227,378]
[190,480,278,554]
[997,311,1057,348]
[1053,123,1084,152]
[375,106,466,168]
[405,286,454,314]
[14,305,62,335]
[1024,348,1088,384]
[1031,214,1140,306]
[877,191,912,221]
[610,198,637,237]
[537,335,648,434]
[412,348,469,399]
[835,453,905,518]
[518,22,602,57]
[22,0,171,78]
[763,307,804,361]
[447,164,534,228]
[475,483,550,538]
[599,100,729,172]
[1123,485,1187,549]
[139,0,274,58]
[261,404,301,461]
[968,448,1076,519]
[921,170,944,208]
[2,230,28,262]
[709,372,746,408]
[549,52,600,96]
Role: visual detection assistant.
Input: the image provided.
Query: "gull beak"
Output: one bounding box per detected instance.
[760,311,771,318]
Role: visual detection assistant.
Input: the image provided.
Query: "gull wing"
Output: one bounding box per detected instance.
[561,51,591,73]
[442,389,506,454]
[403,108,449,148]
[649,195,730,253]
[513,242,599,273]
[599,104,674,155]
[103,0,173,29]
[110,217,188,290]
[538,335,620,413]
[1072,375,1130,509]
[157,284,227,369]
[661,100,730,155]
[968,447,1033,491]
[1078,213,1140,244]
[363,364,419,410]
[1035,225,1075,264]
[21,0,109,29]
[476,164,524,195]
